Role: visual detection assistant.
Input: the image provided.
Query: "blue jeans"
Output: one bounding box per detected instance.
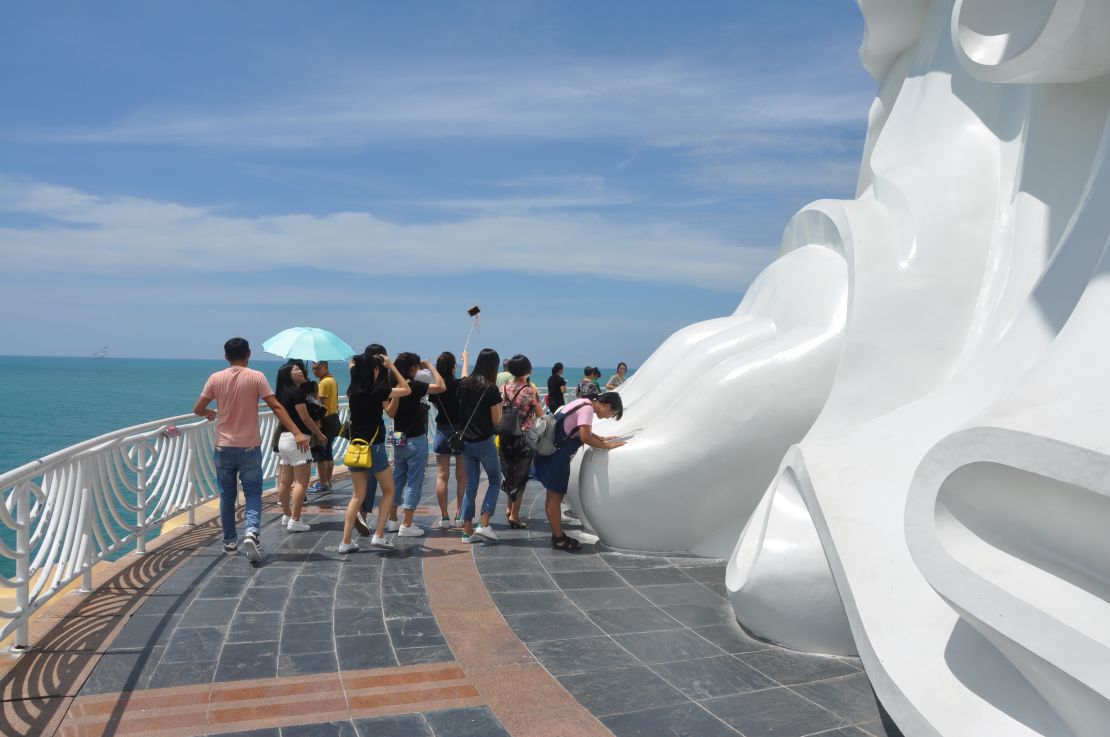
[393,434,428,511]
[213,446,263,543]
[461,437,501,522]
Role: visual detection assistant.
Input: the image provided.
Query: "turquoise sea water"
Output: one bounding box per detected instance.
[0,355,623,475]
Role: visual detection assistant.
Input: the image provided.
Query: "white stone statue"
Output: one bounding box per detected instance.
[573,1,1110,735]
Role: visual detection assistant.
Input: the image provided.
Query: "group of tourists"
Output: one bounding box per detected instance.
[194,337,626,562]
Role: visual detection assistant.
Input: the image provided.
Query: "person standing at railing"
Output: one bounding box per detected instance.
[274,364,329,533]
[309,360,341,496]
[546,362,567,413]
[388,352,446,538]
[339,353,410,552]
[193,337,307,562]
[606,362,629,390]
[429,350,468,528]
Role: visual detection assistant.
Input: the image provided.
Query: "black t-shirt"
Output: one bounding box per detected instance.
[547,374,567,410]
[430,377,462,429]
[278,385,313,435]
[348,384,392,444]
[393,380,430,437]
[458,381,501,442]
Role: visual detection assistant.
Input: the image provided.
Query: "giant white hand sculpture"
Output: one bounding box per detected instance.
[575,0,1110,735]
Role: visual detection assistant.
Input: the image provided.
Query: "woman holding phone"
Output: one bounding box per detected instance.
[456,348,503,543]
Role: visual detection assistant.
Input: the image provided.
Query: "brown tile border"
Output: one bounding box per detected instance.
[421,526,615,737]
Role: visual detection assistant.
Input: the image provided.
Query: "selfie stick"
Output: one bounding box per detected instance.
[462,305,481,354]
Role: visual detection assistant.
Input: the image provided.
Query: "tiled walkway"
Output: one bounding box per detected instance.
[0,469,905,737]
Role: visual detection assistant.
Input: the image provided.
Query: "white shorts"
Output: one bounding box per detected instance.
[277,432,312,467]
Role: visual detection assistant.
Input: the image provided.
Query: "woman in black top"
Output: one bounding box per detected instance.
[546,362,567,412]
[456,348,503,543]
[387,352,446,537]
[274,363,328,533]
[429,350,468,528]
[339,353,410,552]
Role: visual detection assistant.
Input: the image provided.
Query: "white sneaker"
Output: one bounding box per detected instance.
[433,518,452,530]
[397,524,425,537]
[286,519,311,533]
[281,514,289,527]
[242,533,262,563]
[461,532,480,544]
[370,535,394,550]
[385,519,401,533]
[474,525,499,541]
[338,541,359,553]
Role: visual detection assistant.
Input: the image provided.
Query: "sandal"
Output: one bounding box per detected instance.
[551,533,581,552]
[506,513,528,529]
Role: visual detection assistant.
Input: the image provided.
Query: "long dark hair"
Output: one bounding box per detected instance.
[347,354,376,399]
[462,348,499,390]
[436,352,457,381]
[275,363,297,396]
[394,352,420,380]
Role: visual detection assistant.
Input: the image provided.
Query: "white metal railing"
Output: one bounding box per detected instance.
[0,384,571,652]
[0,399,351,652]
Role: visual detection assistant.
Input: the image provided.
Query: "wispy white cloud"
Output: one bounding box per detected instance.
[7,58,871,153]
[0,176,776,292]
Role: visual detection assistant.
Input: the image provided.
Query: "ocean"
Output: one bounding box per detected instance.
[0,355,624,475]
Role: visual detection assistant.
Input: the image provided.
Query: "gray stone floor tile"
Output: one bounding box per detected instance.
[283,619,334,644]
[601,702,740,737]
[336,634,396,670]
[424,705,510,737]
[556,665,689,718]
[278,650,339,677]
[661,602,737,628]
[284,596,334,624]
[279,634,335,656]
[383,556,424,575]
[652,655,777,700]
[736,649,862,686]
[637,583,725,608]
[585,606,683,635]
[333,607,386,637]
[380,574,425,596]
[352,712,432,737]
[479,572,557,592]
[616,567,696,586]
[821,727,874,737]
[693,624,774,654]
[701,686,846,737]
[551,570,627,590]
[197,576,252,599]
[210,728,281,737]
[600,553,673,569]
[216,641,278,682]
[385,616,447,649]
[382,593,433,619]
[239,586,291,613]
[563,586,653,611]
[162,626,225,663]
[703,582,730,598]
[859,713,907,737]
[106,615,179,651]
[135,594,186,616]
[335,582,381,608]
[396,646,454,666]
[504,611,604,643]
[227,611,283,644]
[527,636,640,676]
[680,565,727,584]
[615,629,725,665]
[791,673,883,724]
[147,658,217,688]
[280,721,358,737]
[181,597,238,627]
[473,556,546,574]
[490,590,576,616]
[250,567,298,587]
[293,575,338,598]
[80,648,162,694]
[536,555,611,572]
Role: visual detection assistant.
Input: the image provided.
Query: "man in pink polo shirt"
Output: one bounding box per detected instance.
[193,337,306,562]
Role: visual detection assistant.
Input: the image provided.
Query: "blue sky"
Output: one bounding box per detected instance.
[0,1,873,366]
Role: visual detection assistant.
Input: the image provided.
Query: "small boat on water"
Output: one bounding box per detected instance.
[93,346,110,358]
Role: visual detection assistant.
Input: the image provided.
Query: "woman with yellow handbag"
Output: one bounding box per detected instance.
[338,352,410,552]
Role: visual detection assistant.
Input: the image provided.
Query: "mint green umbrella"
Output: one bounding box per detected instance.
[261,327,356,362]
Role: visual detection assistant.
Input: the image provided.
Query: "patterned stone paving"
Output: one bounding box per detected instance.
[0,467,906,737]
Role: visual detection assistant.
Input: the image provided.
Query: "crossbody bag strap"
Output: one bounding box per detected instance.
[457,384,487,436]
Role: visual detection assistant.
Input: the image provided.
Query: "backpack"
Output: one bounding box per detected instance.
[524,398,588,456]
[496,383,529,437]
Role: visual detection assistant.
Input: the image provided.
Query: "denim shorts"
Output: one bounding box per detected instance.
[347,442,389,474]
[432,426,460,456]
